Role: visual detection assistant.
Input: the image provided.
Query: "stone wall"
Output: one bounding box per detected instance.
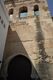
[1,0,53,80]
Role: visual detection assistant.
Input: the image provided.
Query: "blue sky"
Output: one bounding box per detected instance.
[47,0,53,16]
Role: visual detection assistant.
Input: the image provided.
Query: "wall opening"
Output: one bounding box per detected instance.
[7,55,32,80]
[52,17,53,21]
[9,8,13,15]
[19,6,28,18]
[9,8,13,21]
[34,5,39,16]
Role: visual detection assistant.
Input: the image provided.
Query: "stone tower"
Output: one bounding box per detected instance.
[1,0,53,80]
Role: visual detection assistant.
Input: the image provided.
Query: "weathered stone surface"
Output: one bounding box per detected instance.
[1,0,53,80]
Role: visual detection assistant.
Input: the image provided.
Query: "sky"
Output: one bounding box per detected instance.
[47,0,53,16]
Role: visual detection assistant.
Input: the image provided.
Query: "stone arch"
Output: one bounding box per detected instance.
[9,8,13,15]
[7,55,32,80]
[19,6,28,18]
[34,5,39,16]
[34,5,39,11]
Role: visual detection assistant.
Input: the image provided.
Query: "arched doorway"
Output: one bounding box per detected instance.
[7,55,32,80]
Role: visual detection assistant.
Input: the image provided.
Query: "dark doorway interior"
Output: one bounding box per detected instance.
[7,55,32,80]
